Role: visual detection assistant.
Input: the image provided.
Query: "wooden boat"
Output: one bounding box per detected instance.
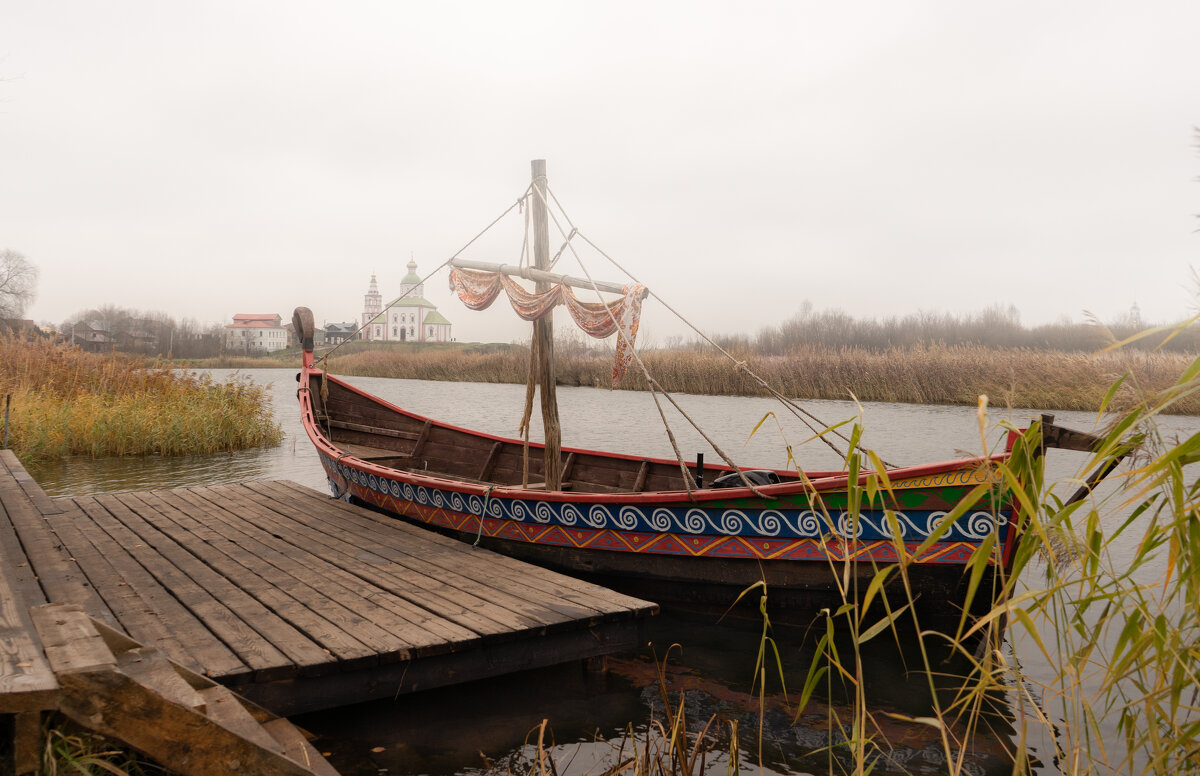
[292,161,1113,627]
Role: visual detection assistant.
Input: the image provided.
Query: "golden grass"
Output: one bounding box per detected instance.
[317,342,1200,414]
[0,337,282,463]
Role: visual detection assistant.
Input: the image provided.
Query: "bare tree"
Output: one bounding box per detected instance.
[0,249,38,319]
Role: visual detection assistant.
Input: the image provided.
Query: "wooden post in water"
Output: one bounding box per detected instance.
[531,159,562,490]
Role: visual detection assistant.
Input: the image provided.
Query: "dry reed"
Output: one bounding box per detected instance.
[317,343,1199,414]
[0,337,282,463]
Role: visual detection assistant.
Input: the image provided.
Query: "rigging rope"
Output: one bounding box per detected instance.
[312,189,531,371]
[528,183,777,493]
[565,222,887,467]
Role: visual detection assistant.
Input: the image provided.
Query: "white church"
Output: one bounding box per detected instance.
[360,261,453,343]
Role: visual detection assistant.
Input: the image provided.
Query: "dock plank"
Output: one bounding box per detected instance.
[0,465,114,623]
[180,486,535,638]
[0,545,58,711]
[103,491,373,672]
[90,492,331,680]
[140,488,424,661]
[249,480,657,619]
[153,488,474,654]
[76,494,291,682]
[0,499,48,609]
[237,483,614,628]
[196,486,544,639]
[51,497,242,679]
[223,484,587,627]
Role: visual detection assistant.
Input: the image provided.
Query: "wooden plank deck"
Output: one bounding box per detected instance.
[0,451,657,715]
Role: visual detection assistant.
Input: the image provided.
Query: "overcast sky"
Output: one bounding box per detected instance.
[2,2,1198,344]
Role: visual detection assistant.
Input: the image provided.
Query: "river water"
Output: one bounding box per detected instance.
[25,369,1200,776]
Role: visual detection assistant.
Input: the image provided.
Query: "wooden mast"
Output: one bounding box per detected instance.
[531,159,562,490]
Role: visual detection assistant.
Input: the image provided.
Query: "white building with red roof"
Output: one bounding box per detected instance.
[224,313,288,353]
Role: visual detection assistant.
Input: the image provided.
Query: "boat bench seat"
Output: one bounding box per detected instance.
[341,442,413,462]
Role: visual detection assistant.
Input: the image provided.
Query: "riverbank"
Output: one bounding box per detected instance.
[0,338,282,463]
[187,340,1200,415]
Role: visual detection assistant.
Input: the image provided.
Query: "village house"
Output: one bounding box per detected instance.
[224,313,288,353]
[324,321,358,345]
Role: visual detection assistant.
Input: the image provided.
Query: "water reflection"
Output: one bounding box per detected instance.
[298,614,1022,776]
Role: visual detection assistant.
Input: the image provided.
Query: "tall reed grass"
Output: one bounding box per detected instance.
[746,336,1200,773]
[483,329,1200,775]
[0,337,282,463]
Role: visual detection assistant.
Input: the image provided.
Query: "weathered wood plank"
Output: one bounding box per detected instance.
[104,490,368,673]
[197,684,286,754]
[0,472,113,623]
[262,719,342,776]
[79,493,298,682]
[245,481,655,622]
[251,479,655,614]
[0,552,57,711]
[55,661,333,776]
[189,485,523,637]
[410,419,433,457]
[29,604,117,676]
[326,419,420,441]
[234,483,588,628]
[632,460,650,492]
[57,497,244,679]
[114,645,207,711]
[0,451,62,516]
[478,441,503,481]
[151,487,435,660]
[0,501,48,609]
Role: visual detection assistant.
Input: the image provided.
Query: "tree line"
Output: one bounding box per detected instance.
[707,301,1197,355]
[59,305,226,358]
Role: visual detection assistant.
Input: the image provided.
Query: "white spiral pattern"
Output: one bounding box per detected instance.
[797,510,824,535]
[961,511,1007,539]
[647,508,674,532]
[584,505,609,528]
[758,510,784,536]
[560,503,585,526]
[341,465,1008,545]
[834,512,866,539]
[533,501,555,524]
[612,506,638,530]
[678,509,707,533]
[717,511,747,534]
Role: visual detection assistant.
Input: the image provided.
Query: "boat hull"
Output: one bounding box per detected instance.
[304,398,1017,627]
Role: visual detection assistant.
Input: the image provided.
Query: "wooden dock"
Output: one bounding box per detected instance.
[0,450,657,718]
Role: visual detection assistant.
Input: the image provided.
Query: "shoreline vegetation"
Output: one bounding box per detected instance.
[183,339,1200,415]
[0,337,282,464]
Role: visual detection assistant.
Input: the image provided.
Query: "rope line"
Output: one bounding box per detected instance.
[570,228,886,466]
[314,190,530,370]
[536,183,823,486]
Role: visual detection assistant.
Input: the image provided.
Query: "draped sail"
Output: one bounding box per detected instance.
[448,267,646,385]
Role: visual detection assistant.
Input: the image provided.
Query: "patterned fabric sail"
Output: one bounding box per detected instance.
[448,267,646,385]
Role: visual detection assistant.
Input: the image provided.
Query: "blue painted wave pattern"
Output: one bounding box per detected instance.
[325,456,1009,543]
